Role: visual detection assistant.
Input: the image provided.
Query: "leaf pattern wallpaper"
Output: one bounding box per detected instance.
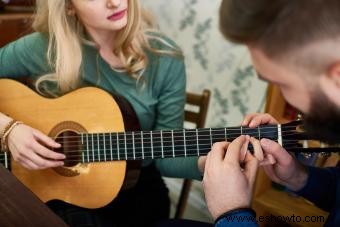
[143,0,268,127]
[142,0,268,221]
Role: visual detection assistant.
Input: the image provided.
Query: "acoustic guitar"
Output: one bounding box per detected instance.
[0,79,338,209]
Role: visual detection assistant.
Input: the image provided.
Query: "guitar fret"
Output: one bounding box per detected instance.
[86,134,89,163]
[151,131,154,159]
[171,130,175,158]
[116,133,120,160]
[4,152,8,169]
[258,126,261,140]
[224,128,227,141]
[277,125,283,146]
[196,129,199,156]
[91,134,95,162]
[124,133,127,160]
[97,134,100,162]
[161,131,164,158]
[81,134,85,163]
[210,128,212,146]
[241,126,243,135]
[110,133,113,161]
[103,133,106,162]
[141,131,144,159]
[132,132,136,160]
[183,129,187,157]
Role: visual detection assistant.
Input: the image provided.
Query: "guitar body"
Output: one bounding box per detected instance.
[0,79,128,208]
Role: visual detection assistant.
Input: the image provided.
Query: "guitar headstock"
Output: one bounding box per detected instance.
[281,121,340,154]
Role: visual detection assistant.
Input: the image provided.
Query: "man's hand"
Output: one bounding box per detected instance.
[203,135,261,220]
[242,113,308,191]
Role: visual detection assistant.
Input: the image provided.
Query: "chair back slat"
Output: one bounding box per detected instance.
[175,89,211,219]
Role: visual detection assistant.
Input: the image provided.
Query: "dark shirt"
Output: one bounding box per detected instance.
[296,166,340,227]
[215,166,340,227]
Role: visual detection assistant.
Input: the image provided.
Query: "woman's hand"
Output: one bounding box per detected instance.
[7,123,65,170]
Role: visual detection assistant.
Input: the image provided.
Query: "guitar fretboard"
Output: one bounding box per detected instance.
[77,125,279,163]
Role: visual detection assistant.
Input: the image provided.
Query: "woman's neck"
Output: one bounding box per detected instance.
[87,29,124,68]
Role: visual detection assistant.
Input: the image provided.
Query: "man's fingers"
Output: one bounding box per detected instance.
[260,154,276,166]
[242,113,260,126]
[262,165,284,184]
[225,135,248,163]
[243,139,261,185]
[260,138,292,165]
[248,113,279,128]
[209,142,229,164]
[250,137,263,161]
[243,156,259,186]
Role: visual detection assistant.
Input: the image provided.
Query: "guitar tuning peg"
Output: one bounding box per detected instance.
[319,152,332,158]
[301,152,312,159]
[296,114,303,121]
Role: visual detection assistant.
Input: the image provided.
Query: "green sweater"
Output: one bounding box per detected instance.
[0,32,202,180]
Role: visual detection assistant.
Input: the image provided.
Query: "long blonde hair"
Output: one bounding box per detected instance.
[33,0,182,94]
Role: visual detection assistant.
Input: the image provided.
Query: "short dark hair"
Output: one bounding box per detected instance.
[219,0,340,59]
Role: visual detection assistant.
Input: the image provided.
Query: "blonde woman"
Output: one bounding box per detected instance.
[0,0,204,226]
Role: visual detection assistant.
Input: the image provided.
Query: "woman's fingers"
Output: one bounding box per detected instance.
[33,129,61,148]
[32,142,65,160]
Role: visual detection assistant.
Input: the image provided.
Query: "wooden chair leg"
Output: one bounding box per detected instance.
[175,179,193,219]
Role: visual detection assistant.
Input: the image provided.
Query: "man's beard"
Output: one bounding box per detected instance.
[303,89,340,144]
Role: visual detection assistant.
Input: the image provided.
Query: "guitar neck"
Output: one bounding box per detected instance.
[79,125,280,163]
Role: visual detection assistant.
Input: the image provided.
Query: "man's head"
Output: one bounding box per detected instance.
[219,0,340,142]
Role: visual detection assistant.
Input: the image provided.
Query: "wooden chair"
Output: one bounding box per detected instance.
[174,89,211,219]
[252,84,338,227]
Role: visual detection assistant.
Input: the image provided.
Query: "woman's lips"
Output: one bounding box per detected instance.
[107,9,127,21]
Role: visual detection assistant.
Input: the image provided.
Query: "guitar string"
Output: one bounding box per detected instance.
[0,146,335,163]
[47,125,300,140]
[33,130,320,150]
[41,128,307,145]
[0,130,327,153]
[0,144,336,163]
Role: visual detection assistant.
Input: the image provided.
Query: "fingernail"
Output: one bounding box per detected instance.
[261,138,270,147]
[249,120,256,128]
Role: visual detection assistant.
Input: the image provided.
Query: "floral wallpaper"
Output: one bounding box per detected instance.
[143,0,268,127]
[142,0,268,221]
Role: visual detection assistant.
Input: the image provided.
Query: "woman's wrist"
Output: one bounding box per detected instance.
[0,112,13,127]
[0,114,14,136]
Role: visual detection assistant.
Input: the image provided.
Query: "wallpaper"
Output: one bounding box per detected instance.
[142,0,268,221]
[143,0,268,128]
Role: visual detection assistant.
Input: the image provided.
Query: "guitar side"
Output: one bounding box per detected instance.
[0,79,127,208]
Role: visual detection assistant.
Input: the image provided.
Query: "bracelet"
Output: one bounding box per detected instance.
[1,120,23,152]
[0,119,16,138]
[215,207,256,224]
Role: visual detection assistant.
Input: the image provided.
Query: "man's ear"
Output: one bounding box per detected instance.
[328,61,340,85]
[320,61,340,106]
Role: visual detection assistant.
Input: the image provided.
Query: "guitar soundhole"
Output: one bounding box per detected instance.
[54,131,82,167]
